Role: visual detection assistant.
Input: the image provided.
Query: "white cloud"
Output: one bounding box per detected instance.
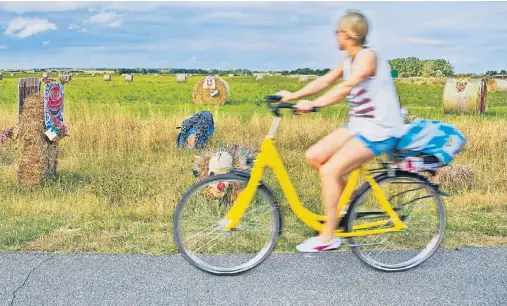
[43,40,51,45]
[4,17,57,39]
[87,12,123,27]
[1,2,93,13]
[68,23,88,32]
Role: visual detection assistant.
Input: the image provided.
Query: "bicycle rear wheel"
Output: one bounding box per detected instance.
[345,172,446,271]
[173,174,280,275]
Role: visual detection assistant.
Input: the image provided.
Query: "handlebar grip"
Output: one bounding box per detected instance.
[277,102,294,109]
[265,95,282,102]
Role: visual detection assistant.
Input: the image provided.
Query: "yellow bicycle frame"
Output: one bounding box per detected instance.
[223,118,407,237]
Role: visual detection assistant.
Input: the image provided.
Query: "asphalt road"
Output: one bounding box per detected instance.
[1,247,506,305]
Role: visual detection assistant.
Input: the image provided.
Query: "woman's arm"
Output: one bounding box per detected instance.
[294,50,377,113]
[281,61,344,102]
[312,50,376,108]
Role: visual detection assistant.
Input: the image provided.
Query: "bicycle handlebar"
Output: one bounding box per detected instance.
[265,95,318,117]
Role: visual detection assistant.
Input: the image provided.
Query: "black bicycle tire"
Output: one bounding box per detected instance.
[173,173,281,275]
[343,171,446,272]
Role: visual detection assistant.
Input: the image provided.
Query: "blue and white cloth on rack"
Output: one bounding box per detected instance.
[393,119,466,165]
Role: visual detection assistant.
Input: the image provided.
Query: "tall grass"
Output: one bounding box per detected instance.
[0,75,506,253]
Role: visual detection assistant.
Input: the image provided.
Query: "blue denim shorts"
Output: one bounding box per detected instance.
[343,123,398,156]
[355,134,398,156]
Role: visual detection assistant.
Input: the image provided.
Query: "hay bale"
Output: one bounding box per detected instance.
[17,94,59,186]
[434,165,474,192]
[125,74,133,82]
[443,78,487,114]
[154,73,159,77]
[91,73,96,77]
[59,72,72,84]
[104,74,111,81]
[228,74,234,78]
[487,78,507,92]
[256,74,263,81]
[10,73,15,77]
[176,74,187,83]
[299,75,309,82]
[193,144,257,204]
[192,76,230,105]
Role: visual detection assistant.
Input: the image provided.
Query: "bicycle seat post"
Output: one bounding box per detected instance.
[267,117,281,139]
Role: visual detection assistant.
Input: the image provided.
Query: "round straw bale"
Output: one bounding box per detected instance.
[256,74,263,81]
[124,74,133,82]
[487,78,507,92]
[434,165,474,192]
[193,77,230,105]
[10,73,15,77]
[299,75,309,82]
[228,74,234,78]
[176,74,187,83]
[104,74,111,81]
[91,73,96,77]
[443,78,487,114]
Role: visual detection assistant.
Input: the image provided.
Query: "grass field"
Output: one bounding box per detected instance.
[0,74,506,254]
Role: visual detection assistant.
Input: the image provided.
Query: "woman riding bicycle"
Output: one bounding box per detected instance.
[277,10,405,253]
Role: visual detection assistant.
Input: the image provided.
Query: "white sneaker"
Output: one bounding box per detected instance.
[296,236,342,253]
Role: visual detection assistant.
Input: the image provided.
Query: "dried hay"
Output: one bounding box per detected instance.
[256,75,263,81]
[299,75,309,82]
[10,73,15,77]
[104,74,111,81]
[193,144,257,205]
[396,77,447,86]
[125,74,133,82]
[443,78,487,114]
[91,73,96,77]
[59,72,72,84]
[404,114,419,124]
[16,94,59,186]
[228,74,234,78]
[487,78,507,92]
[434,165,474,192]
[192,76,230,105]
[176,74,187,83]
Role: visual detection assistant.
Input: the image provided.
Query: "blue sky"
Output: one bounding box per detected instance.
[1,1,507,73]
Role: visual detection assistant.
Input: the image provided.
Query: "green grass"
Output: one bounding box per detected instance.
[0,74,506,254]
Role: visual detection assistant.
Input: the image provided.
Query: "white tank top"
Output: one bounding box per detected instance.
[342,48,404,141]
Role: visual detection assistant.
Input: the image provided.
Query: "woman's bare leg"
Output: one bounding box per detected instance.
[305,127,353,170]
[318,137,375,242]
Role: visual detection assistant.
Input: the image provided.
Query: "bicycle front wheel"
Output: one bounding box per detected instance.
[345,172,446,272]
[173,174,281,275]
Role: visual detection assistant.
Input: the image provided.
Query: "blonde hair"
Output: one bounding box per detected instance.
[338,10,369,45]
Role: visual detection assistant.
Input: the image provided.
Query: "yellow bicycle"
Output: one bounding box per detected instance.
[174,95,447,275]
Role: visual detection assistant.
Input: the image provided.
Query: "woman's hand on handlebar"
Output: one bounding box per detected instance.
[276,90,296,102]
[294,100,315,114]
